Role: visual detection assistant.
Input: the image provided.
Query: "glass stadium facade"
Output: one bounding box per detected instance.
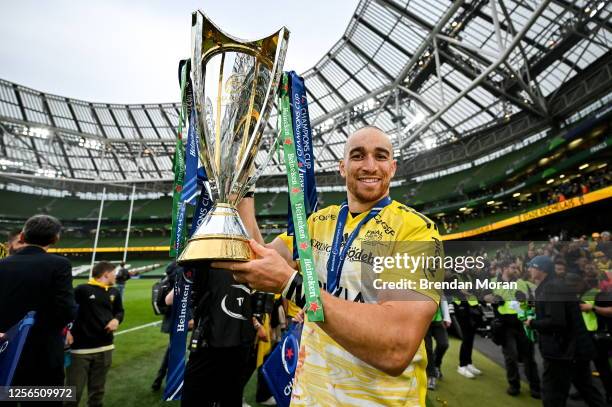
[0,0,610,196]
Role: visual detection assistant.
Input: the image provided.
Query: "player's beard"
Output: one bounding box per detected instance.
[346,171,392,207]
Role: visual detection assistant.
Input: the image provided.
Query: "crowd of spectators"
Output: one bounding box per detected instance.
[429,231,612,404]
[438,166,611,233]
[547,170,610,204]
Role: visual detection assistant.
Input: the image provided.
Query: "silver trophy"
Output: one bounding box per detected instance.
[178,11,289,263]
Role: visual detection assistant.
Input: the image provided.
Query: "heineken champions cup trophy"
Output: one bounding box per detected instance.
[178,11,289,263]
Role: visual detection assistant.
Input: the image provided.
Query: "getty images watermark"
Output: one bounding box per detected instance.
[337,240,597,302]
[370,252,517,291]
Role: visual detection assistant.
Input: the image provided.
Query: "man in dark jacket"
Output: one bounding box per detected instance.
[0,215,76,394]
[526,255,604,407]
[66,261,124,407]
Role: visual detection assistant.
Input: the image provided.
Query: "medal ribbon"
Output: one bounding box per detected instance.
[326,196,392,293]
[169,62,189,257]
[279,73,324,322]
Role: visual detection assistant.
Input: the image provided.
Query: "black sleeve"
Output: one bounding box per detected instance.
[155,276,170,311]
[284,273,306,308]
[112,288,125,323]
[595,291,612,308]
[189,266,208,314]
[73,285,82,304]
[531,283,568,333]
[51,259,77,329]
[531,301,567,332]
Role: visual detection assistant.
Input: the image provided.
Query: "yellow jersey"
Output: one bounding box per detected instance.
[281,200,441,406]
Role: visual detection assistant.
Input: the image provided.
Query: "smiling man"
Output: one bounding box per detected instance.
[216,126,442,406]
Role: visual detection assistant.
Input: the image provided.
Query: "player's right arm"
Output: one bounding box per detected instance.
[237,196,265,244]
[236,194,299,269]
[269,235,297,269]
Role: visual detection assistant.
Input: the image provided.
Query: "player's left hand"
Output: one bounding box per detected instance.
[212,239,294,293]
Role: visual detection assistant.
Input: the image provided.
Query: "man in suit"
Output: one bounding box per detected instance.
[0,215,76,395]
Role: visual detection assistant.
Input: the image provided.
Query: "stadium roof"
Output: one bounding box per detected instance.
[0,0,611,194]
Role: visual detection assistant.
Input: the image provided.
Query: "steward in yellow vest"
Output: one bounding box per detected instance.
[485,259,540,398]
[577,280,612,402]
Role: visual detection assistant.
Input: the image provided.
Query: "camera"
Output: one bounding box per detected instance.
[251,292,274,320]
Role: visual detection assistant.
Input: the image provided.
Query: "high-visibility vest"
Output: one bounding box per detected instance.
[495,279,535,316]
[453,298,479,306]
[581,288,599,332]
[452,274,479,306]
[432,306,443,322]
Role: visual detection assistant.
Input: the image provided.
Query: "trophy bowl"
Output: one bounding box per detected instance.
[178,11,289,264]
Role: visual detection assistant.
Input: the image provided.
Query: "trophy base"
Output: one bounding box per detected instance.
[177,203,254,264]
[178,235,253,263]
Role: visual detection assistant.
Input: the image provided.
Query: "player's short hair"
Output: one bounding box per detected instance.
[92,261,115,279]
[344,125,392,157]
[22,215,62,246]
[353,125,386,134]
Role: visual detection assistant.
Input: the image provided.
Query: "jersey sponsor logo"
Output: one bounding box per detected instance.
[89,294,95,300]
[363,230,383,241]
[311,213,337,223]
[372,214,395,236]
[311,238,332,253]
[311,239,376,265]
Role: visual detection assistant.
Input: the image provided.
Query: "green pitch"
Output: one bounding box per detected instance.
[79,279,539,407]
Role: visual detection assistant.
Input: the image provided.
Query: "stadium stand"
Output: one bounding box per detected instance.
[1,106,608,250]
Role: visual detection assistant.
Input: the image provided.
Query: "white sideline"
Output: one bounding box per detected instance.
[114,320,161,336]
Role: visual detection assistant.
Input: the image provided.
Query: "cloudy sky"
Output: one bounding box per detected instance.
[0,0,358,104]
